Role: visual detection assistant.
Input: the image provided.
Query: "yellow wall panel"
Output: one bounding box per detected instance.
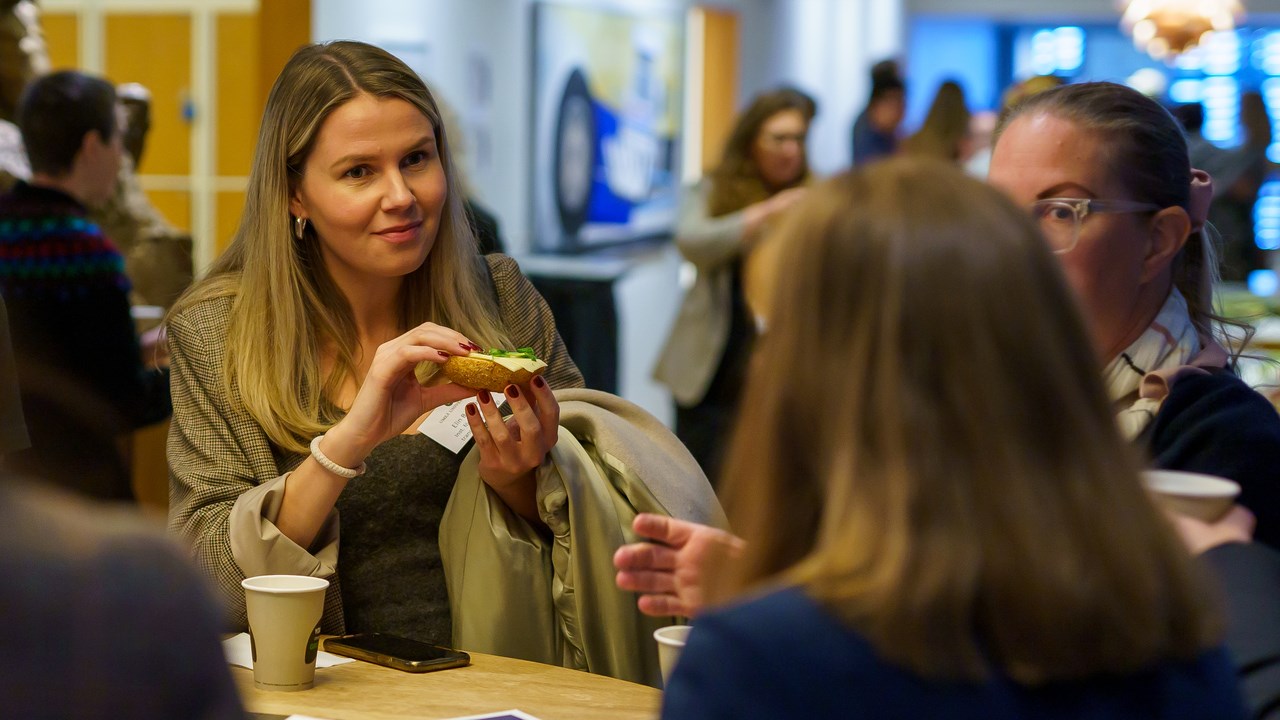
[42,12,78,71]
[147,190,191,232]
[215,190,245,256]
[131,419,169,515]
[259,0,311,111]
[701,8,739,173]
[216,13,258,177]
[105,14,192,176]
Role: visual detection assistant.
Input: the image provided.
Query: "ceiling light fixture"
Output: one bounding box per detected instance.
[1121,0,1244,60]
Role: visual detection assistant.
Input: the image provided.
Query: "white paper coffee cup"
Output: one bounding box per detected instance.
[654,625,692,686]
[241,575,329,691]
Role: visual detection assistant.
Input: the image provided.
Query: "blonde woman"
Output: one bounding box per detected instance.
[644,159,1245,718]
[166,42,583,642]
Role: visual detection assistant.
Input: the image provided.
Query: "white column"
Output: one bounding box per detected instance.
[190,5,215,274]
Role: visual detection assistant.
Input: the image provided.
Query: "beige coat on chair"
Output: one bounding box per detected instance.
[440,388,726,688]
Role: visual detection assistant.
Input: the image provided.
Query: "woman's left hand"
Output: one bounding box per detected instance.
[464,375,560,522]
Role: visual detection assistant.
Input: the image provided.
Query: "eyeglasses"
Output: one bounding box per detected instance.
[1030,198,1162,254]
[760,132,807,149]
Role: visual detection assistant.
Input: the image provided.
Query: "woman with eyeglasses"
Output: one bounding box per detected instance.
[986,81,1280,549]
[653,87,815,484]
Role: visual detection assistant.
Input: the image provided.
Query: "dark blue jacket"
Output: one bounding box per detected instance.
[663,586,1247,720]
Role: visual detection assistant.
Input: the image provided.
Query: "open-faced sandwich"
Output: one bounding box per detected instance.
[414,347,548,393]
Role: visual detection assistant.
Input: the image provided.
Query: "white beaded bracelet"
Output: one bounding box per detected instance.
[310,434,367,479]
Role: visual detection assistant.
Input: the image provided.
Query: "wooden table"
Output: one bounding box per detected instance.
[235,650,660,720]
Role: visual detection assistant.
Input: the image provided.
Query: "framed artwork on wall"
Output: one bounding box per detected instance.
[531,2,684,252]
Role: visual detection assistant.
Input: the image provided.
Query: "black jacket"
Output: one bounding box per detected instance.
[1143,370,1280,549]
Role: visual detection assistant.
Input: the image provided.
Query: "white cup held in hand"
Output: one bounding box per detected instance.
[1142,470,1241,522]
[241,574,329,691]
[654,625,692,686]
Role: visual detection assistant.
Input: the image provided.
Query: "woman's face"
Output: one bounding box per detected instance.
[290,93,447,296]
[987,112,1154,360]
[752,108,808,189]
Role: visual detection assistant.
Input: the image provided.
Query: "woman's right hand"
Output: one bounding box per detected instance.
[320,322,481,468]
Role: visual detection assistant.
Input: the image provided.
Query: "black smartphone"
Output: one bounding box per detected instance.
[323,632,470,673]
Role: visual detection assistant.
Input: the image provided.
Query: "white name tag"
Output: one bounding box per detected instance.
[418,392,508,454]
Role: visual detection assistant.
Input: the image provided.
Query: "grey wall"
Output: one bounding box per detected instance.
[311,0,905,423]
[314,0,905,253]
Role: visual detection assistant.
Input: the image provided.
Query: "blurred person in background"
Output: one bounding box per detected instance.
[95,80,195,311]
[0,176,235,719]
[653,87,814,484]
[849,59,905,166]
[988,82,1280,548]
[1176,94,1273,284]
[655,158,1244,719]
[0,0,193,311]
[0,70,170,500]
[900,79,971,163]
[0,476,245,719]
[0,0,44,186]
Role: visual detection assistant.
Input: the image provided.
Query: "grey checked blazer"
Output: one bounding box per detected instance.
[166,254,582,631]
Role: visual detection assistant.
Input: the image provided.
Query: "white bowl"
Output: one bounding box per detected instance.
[1142,470,1240,521]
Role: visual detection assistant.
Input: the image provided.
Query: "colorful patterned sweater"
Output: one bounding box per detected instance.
[0,181,170,500]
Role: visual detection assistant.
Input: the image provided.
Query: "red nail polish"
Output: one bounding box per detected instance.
[532,375,546,389]
[438,350,450,358]
[466,404,477,416]
[469,342,483,351]
[507,385,520,399]
[460,342,472,352]
[478,390,491,404]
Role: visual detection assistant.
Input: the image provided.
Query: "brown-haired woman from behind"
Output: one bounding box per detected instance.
[653,86,815,485]
[657,158,1244,719]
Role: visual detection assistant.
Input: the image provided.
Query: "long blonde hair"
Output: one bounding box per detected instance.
[171,41,509,454]
[719,158,1218,683]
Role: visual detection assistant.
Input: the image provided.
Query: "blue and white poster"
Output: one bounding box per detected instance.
[532,3,684,252]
